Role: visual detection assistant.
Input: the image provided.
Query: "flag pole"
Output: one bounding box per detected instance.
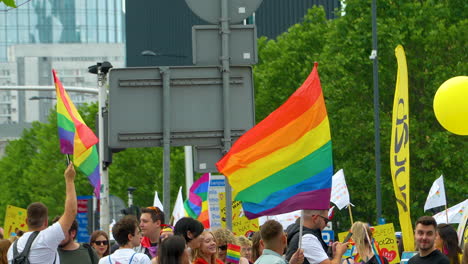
[443,178,448,224]
[445,204,449,224]
[348,204,354,225]
[298,210,304,249]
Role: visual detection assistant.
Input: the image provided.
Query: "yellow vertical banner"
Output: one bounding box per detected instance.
[4,205,28,239]
[219,192,259,237]
[390,45,414,251]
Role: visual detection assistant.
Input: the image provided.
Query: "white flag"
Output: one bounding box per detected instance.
[433,199,468,224]
[424,175,446,211]
[259,210,301,230]
[153,191,164,212]
[330,169,351,210]
[172,186,186,225]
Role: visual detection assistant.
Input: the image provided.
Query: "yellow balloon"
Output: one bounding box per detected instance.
[433,76,468,135]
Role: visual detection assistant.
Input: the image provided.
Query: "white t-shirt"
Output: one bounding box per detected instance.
[7,222,65,264]
[98,248,151,264]
[302,233,328,264]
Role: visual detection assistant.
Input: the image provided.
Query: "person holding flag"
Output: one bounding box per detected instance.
[7,163,77,264]
[343,222,388,264]
[285,210,348,264]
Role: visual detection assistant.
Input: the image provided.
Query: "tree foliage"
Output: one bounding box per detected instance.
[0,0,17,8]
[0,0,466,233]
[254,0,467,231]
[0,103,187,225]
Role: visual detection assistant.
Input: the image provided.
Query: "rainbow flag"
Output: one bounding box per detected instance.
[216,63,333,219]
[184,173,210,228]
[53,70,100,197]
[226,244,241,264]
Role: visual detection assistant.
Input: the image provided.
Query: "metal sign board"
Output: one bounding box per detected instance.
[193,146,224,173]
[192,25,258,66]
[185,0,263,24]
[108,66,255,149]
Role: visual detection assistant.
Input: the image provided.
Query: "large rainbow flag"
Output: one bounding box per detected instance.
[184,173,210,228]
[216,63,333,219]
[54,70,100,197]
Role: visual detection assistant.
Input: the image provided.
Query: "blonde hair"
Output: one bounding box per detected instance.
[350,221,373,255]
[192,231,218,263]
[212,228,237,246]
[237,236,252,247]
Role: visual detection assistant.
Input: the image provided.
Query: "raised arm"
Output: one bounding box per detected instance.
[58,162,77,234]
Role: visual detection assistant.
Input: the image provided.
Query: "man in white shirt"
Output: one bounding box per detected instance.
[286,210,348,264]
[99,216,151,264]
[8,162,77,264]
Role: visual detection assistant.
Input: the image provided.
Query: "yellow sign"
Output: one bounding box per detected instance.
[219,192,259,236]
[390,45,414,251]
[338,223,401,264]
[4,205,27,239]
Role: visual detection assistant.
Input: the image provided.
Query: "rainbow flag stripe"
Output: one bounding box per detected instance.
[216,63,332,219]
[226,244,241,264]
[54,70,100,196]
[184,173,210,228]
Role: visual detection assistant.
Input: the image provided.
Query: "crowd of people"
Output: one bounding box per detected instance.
[0,164,467,264]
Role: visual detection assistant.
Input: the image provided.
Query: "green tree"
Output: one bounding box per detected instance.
[0,103,187,225]
[254,0,467,231]
[0,0,16,8]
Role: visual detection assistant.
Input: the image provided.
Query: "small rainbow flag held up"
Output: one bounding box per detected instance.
[184,173,210,228]
[216,63,333,219]
[53,70,100,197]
[226,244,241,264]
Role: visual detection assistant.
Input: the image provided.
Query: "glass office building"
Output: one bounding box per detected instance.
[0,0,125,61]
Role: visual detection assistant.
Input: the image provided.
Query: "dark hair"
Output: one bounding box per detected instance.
[0,239,12,264]
[415,215,437,229]
[157,235,187,264]
[52,216,78,238]
[141,206,165,224]
[174,217,204,243]
[437,224,462,264]
[251,232,262,263]
[90,230,110,257]
[113,215,139,246]
[260,220,283,248]
[27,202,48,229]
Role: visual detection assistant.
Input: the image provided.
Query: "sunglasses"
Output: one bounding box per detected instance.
[316,215,330,225]
[218,245,228,251]
[93,240,109,246]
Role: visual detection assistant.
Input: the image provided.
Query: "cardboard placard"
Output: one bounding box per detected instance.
[338,223,401,264]
[219,192,259,236]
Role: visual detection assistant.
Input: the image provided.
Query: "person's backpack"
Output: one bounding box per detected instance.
[12,231,40,264]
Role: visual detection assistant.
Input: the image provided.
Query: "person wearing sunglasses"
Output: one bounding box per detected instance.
[285,209,348,264]
[90,230,110,259]
[212,228,249,264]
[136,206,165,260]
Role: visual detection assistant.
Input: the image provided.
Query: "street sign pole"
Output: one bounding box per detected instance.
[221,0,233,231]
[161,67,171,224]
[98,67,110,235]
